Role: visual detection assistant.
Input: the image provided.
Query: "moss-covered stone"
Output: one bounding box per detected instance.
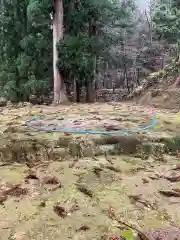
[161,136,180,154]
[57,136,72,147]
[52,148,68,161]
[151,90,161,98]
[68,139,84,157]
[113,137,142,154]
[140,142,167,159]
[0,133,62,163]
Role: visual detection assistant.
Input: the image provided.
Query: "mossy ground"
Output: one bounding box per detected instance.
[0,103,179,239]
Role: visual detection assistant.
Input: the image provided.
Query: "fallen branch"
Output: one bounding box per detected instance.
[108,205,150,240]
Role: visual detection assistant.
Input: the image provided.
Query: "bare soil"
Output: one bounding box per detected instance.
[0,103,180,240]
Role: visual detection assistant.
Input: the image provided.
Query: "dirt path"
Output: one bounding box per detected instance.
[0,103,179,240]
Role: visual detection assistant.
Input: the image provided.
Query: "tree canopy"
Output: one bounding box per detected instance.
[153,0,180,48]
[0,0,137,102]
[0,0,169,103]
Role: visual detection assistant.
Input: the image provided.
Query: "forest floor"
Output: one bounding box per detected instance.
[0,102,180,240]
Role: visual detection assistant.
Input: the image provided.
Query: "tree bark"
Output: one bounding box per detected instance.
[86,82,95,102]
[53,0,69,104]
[76,81,81,102]
[73,78,77,102]
[86,21,96,102]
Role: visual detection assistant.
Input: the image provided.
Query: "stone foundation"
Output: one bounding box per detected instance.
[69,88,129,102]
[27,89,129,105]
[95,88,128,102]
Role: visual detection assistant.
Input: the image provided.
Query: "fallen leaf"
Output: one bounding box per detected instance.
[25,173,39,180]
[165,175,180,182]
[26,161,40,168]
[53,203,68,218]
[0,194,7,204]
[3,184,28,197]
[172,188,180,194]
[92,166,103,177]
[159,190,180,197]
[76,225,90,232]
[172,165,180,170]
[90,111,99,114]
[44,184,61,192]
[108,205,115,218]
[42,176,60,185]
[142,178,149,184]
[148,174,162,180]
[75,183,93,198]
[39,201,46,207]
[128,195,156,210]
[64,133,71,136]
[104,125,120,131]
[25,173,39,184]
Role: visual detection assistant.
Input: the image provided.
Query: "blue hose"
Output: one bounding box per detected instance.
[24,114,158,135]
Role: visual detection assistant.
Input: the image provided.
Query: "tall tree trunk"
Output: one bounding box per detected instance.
[86,21,96,102]
[53,0,69,104]
[86,55,96,102]
[124,66,130,93]
[86,82,95,102]
[73,79,81,102]
[76,81,81,102]
[73,78,77,102]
